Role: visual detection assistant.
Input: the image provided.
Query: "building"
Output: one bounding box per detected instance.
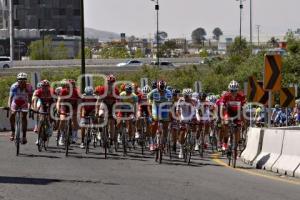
[0,0,81,35]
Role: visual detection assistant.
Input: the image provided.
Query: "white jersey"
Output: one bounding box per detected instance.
[176,97,197,121]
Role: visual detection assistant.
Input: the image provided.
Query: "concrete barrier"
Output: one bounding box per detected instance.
[0,108,35,132]
[252,129,284,171]
[241,128,264,164]
[272,130,300,177]
[295,164,300,178]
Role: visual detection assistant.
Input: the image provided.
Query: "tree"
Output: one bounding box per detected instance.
[285,31,300,54]
[134,48,145,58]
[267,37,279,48]
[99,46,130,59]
[227,37,250,61]
[28,36,53,60]
[213,27,223,41]
[159,40,177,57]
[76,47,93,59]
[53,43,69,60]
[155,31,168,44]
[191,27,207,45]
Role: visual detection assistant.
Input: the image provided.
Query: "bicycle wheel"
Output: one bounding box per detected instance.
[85,128,90,154]
[232,133,237,168]
[37,122,44,152]
[199,131,204,158]
[103,126,108,159]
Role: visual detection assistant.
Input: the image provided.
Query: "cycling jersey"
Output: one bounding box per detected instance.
[10,82,33,110]
[81,95,97,115]
[118,91,138,117]
[176,97,197,121]
[139,93,150,117]
[220,91,246,118]
[34,88,54,105]
[60,88,81,113]
[147,89,172,121]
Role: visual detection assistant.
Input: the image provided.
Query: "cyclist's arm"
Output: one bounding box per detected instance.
[56,97,61,112]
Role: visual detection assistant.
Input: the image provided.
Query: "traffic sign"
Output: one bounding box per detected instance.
[140,78,148,88]
[264,55,282,91]
[194,81,202,93]
[31,72,41,90]
[280,87,295,108]
[248,76,265,102]
[85,74,93,87]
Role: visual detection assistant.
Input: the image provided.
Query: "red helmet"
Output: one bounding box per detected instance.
[120,83,126,92]
[157,80,166,91]
[95,86,105,95]
[41,80,50,87]
[106,74,116,83]
[68,79,76,87]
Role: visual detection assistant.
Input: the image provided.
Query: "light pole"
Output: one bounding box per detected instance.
[250,0,252,46]
[236,0,245,52]
[80,0,86,93]
[9,0,14,61]
[256,25,260,46]
[151,0,159,68]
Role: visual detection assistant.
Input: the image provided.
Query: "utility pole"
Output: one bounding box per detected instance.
[9,0,14,61]
[151,0,160,68]
[250,0,253,46]
[256,25,260,46]
[80,0,85,93]
[236,0,245,52]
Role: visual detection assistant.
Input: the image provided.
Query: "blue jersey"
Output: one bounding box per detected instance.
[147,89,172,121]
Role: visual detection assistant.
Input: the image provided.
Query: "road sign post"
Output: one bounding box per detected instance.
[194,81,202,93]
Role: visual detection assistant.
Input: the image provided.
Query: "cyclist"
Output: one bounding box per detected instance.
[136,85,152,143]
[8,72,33,144]
[133,82,143,140]
[220,80,246,152]
[32,82,43,133]
[195,92,211,151]
[80,86,97,149]
[117,83,138,148]
[32,80,55,144]
[56,79,81,145]
[293,99,300,125]
[95,74,119,151]
[170,88,181,152]
[147,80,173,151]
[176,88,197,159]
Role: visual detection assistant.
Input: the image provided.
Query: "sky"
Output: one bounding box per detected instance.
[85,0,300,39]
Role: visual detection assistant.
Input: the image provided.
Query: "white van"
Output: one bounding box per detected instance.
[0,57,12,69]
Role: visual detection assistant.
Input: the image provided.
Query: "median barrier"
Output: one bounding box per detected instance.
[0,108,35,131]
[241,128,264,164]
[272,130,300,177]
[253,129,284,171]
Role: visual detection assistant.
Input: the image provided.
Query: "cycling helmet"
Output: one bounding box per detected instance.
[41,80,50,87]
[151,80,157,90]
[182,88,193,97]
[296,99,300,105]
[125,84,133,93]
[166,86,173,91]
[192,92,199,99]
[275,104,280,109]
[84,86,94,96]
[142,85,151,94]
[207,95,217,103]
[228,80,239,92]
[106,74,116,83]
[157,80,166,91]
[55,87,62,95]
[37,82,43,89]
[17,72,28,80]
[172,88,181,97]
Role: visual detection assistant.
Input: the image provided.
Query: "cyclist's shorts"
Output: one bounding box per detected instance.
[152,105,170,121]
[11,101,28,112]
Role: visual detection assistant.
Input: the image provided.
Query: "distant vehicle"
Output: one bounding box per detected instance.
[0,56,12,69]
[266,48,287,56]
[150,61,175,67]
[200,56,223,64]
[116,60,143,67]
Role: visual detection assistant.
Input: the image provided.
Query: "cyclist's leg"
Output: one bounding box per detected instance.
[149,119,158,150]
[9,111,16,140]
[178,123,185,158]
[71,107,79,143]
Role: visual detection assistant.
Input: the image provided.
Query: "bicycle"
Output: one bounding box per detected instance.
[5,107,28,156]
[34,110,52,152]
[59,112,72,157]
[138,114,150,155]
[209,120,219,153]
[84,115,96,154]
[154,120,169,164]
[227,120,239,168]
[182,121,197,165]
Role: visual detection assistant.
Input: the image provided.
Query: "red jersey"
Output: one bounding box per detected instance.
[82,96,97,113]
[34,88,54,105]
[60,88,81,107]
[95,85,119,104]
[220,91,246,113]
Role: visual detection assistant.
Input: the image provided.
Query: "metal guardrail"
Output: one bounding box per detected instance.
[12,57,202,67]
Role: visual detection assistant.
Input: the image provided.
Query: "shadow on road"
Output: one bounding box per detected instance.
[20,153,61,159]
[0,176,61,185]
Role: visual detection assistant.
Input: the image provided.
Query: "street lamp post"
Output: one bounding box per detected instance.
[236,0,245,52]
[151,0,159,68]
[9,0,14,61]
[250,0,252,46]
[80,0,86,93]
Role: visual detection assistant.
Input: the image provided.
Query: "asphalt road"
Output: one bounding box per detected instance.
[0,131,300,200]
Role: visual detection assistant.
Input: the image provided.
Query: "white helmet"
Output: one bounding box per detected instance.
[228,80,239,91]
[142,85,151,94]
[17,72,28,80]
[296,99,300,105]
[192,92,199,99]
[182,88,193,97]
[207,95,217,103]
[84,86,94,96]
